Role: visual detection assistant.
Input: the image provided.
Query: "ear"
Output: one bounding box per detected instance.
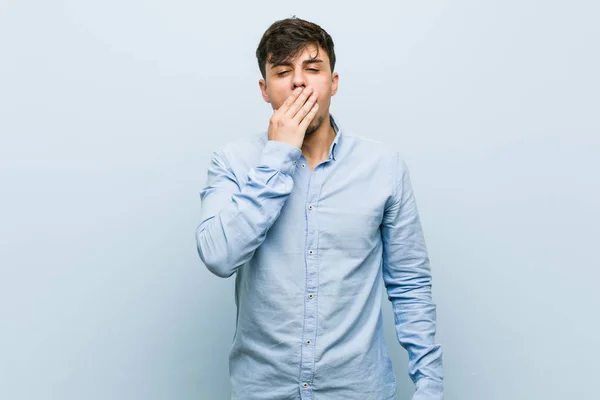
[259,78,271,103]
[330,71,339,97]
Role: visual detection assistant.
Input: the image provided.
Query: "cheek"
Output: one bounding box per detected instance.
[268,87,293,107]
[313,79,332,98]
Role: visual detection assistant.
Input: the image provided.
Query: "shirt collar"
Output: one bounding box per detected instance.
[328,113,342,161]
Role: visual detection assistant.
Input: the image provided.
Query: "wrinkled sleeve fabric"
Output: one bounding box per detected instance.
[381,153,444,399]
[196,140,302,278]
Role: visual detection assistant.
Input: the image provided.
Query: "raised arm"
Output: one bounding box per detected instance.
[196,142,301,277]
[196,86,320,278]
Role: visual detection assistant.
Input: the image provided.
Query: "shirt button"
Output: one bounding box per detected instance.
[301,163,306,168]
[308,293,314,299]
[302,382,309,388]
[306,339,311,345]
[308,205,313,210]
[308,249,314,255]
[293,160,297,164]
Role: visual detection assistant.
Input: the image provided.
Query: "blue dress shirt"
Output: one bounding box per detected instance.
[196,114,443,399]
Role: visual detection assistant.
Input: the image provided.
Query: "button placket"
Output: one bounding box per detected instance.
[300,166,321,399]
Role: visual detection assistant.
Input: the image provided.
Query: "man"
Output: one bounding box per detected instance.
[196,16,443,400]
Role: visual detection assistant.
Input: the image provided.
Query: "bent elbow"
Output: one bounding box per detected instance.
[195,227,236,278]
[203,258,236,278]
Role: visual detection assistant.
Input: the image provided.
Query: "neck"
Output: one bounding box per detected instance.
[301,114,336,162]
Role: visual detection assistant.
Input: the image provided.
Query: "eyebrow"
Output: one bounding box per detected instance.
[269,59,324,70]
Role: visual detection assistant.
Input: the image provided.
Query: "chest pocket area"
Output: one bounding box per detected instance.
[316,205,382,254]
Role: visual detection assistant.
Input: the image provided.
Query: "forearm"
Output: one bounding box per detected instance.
[391,293,443,392]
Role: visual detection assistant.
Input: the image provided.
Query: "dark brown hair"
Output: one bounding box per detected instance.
[256,16,336,81]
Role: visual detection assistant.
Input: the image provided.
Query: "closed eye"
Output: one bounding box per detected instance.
[276,68,320,76]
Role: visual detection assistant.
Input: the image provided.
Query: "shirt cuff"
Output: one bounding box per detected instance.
[258,140,302,175]
[413,378,444,400]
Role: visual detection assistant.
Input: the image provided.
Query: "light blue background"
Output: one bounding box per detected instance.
[1,1,598,399]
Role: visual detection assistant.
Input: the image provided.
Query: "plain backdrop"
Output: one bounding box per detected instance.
[1,0,598,399]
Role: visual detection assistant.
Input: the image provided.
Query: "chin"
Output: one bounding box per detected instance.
[305,114,325,136]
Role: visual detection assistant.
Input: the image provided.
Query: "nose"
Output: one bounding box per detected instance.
[291,70,307,91]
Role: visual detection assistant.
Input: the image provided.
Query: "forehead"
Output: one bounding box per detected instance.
[268,44,330,67]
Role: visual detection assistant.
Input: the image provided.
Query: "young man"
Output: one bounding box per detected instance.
[196,16,444,400]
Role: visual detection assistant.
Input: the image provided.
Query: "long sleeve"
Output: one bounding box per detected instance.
[381,153,444,399]
[196,140,302,278]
